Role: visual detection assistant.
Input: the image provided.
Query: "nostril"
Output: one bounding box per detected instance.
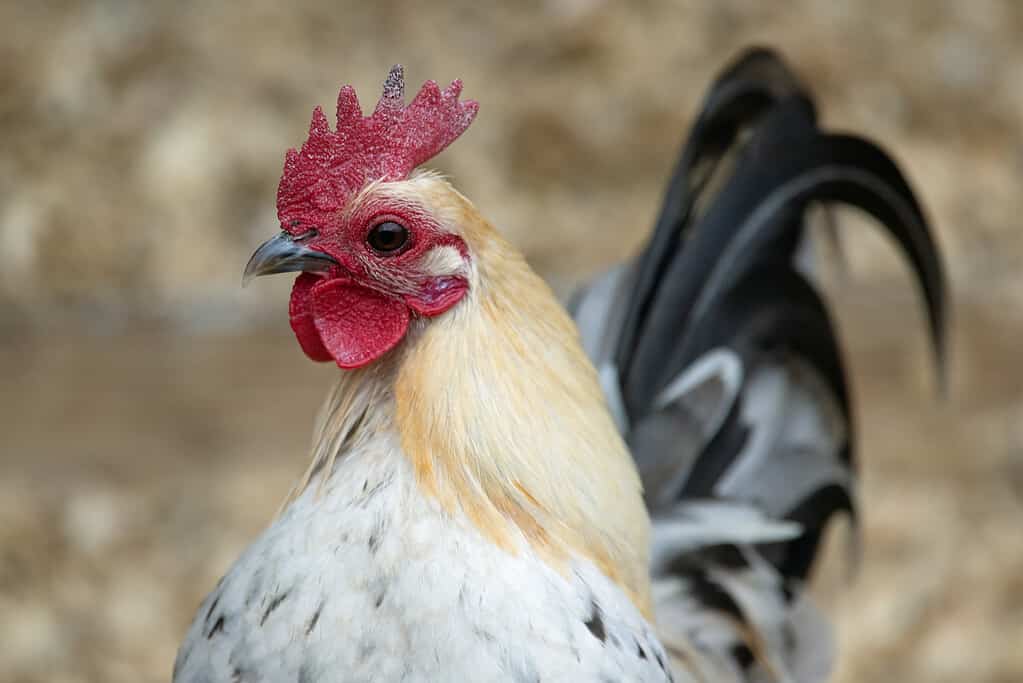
[293,229,319,243]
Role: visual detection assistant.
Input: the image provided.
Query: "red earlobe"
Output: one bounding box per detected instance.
[405,276,469,317]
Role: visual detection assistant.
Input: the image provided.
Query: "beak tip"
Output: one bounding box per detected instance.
[241,256,262,287]
[241,231,338,286]
[241,266,257,287]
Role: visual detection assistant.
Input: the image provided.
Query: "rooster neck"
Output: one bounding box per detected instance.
[391,227,652,616]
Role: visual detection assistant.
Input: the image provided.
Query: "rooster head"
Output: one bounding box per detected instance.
[243,65,479,368]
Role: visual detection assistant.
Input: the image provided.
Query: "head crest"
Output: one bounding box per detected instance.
[276,65,479,234]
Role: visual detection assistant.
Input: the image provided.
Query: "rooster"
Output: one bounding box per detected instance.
[174,48,944,682]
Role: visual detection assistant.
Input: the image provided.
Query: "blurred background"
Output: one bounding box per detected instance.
[2,1,1021,681]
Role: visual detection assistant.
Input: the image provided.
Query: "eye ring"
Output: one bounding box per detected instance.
[367,221,410,254]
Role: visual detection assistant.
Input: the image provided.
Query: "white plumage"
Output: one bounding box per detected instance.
[175,386,673,683]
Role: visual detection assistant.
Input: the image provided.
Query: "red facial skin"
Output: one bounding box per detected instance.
[272,67,479,368]
[287,199,469,369]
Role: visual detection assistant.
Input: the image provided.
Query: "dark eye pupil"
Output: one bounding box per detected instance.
[367,221,409,253]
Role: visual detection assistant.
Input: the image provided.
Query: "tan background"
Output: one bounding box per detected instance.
[2,2,1022,682]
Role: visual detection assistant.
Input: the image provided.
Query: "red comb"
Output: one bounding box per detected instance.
[276,65,479,233]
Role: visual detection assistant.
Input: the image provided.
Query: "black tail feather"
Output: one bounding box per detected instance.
[571,46,947,680]
[614,48,814,394]
[625,88,945,418]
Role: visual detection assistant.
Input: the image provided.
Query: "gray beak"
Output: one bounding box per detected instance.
[242,232,338,285]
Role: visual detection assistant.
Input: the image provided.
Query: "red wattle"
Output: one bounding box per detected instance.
[289,273,333,362]
[309,278,411,369]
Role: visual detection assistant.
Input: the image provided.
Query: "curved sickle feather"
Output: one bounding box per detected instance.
[625,95,947,415]
[675,129,947,383]
[614,47,813,383]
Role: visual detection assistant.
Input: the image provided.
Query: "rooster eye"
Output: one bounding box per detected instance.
[367,221,409,254]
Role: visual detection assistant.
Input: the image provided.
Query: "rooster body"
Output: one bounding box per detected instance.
[175,51,944,683]
[174,402,670,682]
[175,188,672,681]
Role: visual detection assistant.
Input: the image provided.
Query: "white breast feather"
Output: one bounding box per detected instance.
[173,431,679,683]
